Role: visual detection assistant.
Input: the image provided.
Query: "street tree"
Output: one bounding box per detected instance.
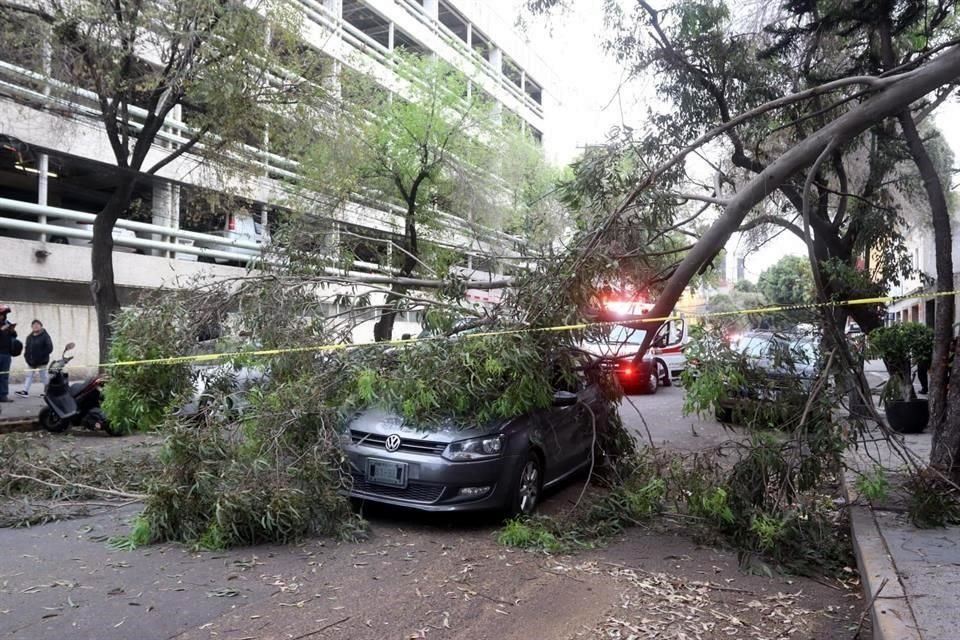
[757,255,815,326]
[299,53,551,341]
[758,257,813,309]
[0,0,331,361]
[706,286,768,332]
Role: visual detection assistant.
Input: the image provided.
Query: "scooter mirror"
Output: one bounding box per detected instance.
[64,342,76,352]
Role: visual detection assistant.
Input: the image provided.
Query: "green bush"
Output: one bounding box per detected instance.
[102,303,194,434]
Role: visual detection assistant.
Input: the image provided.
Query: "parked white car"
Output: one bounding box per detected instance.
[193,213,265,265]
[48,218,138,253]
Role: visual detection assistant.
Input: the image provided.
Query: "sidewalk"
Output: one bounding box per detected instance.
[0,381,47,427]
[845,430,960,640]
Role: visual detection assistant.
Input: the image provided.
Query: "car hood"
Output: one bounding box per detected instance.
[347,408,506,443]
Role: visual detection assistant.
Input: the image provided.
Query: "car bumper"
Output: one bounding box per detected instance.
[342,446,523,512]
[602,360,654,390]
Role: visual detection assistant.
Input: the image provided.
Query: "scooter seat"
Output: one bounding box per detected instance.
[69,382,86,395]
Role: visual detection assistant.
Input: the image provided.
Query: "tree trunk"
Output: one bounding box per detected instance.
[899,111,958,475]
[373,289,404,342]
[942,340,960,481]
[91,179,137,364]
[373,188,421,342]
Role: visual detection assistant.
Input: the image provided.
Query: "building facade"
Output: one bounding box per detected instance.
[0,0,558,373]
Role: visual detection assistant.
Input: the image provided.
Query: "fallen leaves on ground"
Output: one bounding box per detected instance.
[562,561,840,639]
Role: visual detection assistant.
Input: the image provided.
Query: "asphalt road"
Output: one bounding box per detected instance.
[620,384,743,452]
[0,388,861,640]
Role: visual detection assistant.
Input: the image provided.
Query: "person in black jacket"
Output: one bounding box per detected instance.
[0,305,16,402]
[17,319,54,397]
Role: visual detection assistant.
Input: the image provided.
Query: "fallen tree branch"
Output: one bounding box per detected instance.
[4,473,147,501]
[853,577,888,639]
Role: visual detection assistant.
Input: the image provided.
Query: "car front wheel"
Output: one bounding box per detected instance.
[510,452,543,516]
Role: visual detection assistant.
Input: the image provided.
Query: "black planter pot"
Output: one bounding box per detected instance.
[884,399,929,434]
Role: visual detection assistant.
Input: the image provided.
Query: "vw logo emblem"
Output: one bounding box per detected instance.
[384,434,402,452]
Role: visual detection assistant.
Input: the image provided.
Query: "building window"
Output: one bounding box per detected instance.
[438,1,469,43]
[471,28,491,60]
[524,77,543,105]
[503,56,523,89]
[343,0,391,49]
[393,27,428,55]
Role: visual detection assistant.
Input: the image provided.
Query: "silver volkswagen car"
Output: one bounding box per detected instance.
[341,383,610,515]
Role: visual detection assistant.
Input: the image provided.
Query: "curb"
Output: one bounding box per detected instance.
[843,480,922,640]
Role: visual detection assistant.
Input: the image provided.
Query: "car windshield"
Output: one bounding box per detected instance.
[738,333,819,363]
[608,324,647,345]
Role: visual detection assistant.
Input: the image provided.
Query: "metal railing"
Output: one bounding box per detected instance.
[0,56,526,253]
[391,0,544,118]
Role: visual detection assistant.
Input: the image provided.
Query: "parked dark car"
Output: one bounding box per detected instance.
[580,324,659,394]
[715,330,821,423]
[341,379,610,515]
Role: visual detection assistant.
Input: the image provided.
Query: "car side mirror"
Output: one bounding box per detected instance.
[552,390,578,407]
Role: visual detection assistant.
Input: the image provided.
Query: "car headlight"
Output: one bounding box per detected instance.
[442,435,505,461]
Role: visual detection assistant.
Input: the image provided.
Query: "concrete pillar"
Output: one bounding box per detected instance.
[151,182,175,258]
[423,0,439,20]
[36,154,49,242]
[489,46,504,123]
[489,46,502,72]
[466,22,472,48]
[388,22,395,50]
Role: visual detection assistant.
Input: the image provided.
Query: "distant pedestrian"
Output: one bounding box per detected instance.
[0,305,18,402]
[17,320,53,397]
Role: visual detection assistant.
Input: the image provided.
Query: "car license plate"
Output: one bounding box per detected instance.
[366,458,408,488]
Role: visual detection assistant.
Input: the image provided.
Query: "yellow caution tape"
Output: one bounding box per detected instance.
[2,288,956,375]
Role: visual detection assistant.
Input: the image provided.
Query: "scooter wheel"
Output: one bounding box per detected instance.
[39,407,68,433]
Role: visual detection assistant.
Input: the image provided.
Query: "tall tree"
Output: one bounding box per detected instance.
[300,53,550,341]
[758,255,816,326]
[526,0,960,473]
[0,0,330,361]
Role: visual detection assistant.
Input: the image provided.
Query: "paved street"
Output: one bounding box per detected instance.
[0,388,860,640]
[620,385,742,452]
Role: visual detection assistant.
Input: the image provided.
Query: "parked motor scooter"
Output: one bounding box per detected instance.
[38,342,116,436]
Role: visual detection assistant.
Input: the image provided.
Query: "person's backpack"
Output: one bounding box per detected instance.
[10,339,22,357]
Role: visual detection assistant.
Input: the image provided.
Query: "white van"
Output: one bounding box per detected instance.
[599,299,691,386]
[650,317,690,385]
[194,213,266,264]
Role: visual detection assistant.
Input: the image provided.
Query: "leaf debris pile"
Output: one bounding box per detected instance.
[562,561,847,639]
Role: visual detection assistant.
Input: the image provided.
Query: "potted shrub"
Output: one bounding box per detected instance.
[867,322,934,434]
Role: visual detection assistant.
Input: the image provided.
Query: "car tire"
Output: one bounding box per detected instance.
[656,360,672,387]
[39,407,68,433]
[640,368,659,395]
[509,452,543,516]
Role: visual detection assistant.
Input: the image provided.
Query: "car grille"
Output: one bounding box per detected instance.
[349,430,447,456]
[349,475,445,503]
